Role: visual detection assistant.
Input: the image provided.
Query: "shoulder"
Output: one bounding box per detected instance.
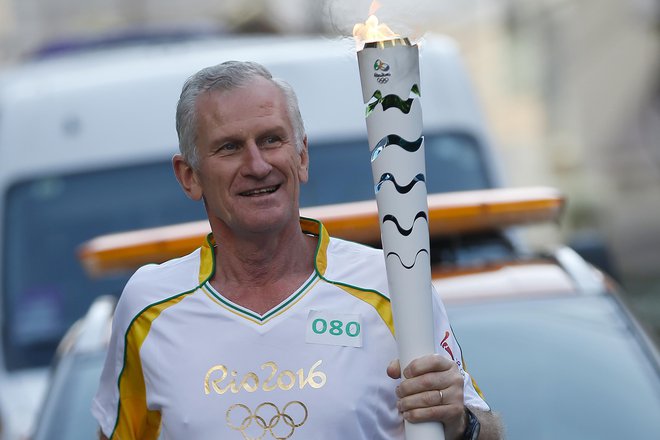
[125,248,201,292]
[327,236,384,262]
[113,248,202,328]
[322,237,389,294]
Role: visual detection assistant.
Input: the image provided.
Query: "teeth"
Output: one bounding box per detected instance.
[243,186,277,196]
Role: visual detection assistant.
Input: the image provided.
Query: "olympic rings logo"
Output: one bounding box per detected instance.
[226,401,308,440]
[376,77,389,84]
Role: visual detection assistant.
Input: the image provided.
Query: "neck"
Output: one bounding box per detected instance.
[209,221,317,314]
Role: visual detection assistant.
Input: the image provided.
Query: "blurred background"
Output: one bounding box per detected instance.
[0,0,659,341]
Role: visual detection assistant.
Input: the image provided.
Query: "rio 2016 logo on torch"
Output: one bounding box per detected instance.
[373,58,391,84]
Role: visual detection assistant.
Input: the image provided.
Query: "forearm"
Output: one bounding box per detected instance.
[472,408,505,440]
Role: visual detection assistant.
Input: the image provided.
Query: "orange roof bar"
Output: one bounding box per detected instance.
[78,186,564,277]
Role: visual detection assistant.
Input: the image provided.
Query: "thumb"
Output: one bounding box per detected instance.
[386,359,401,379]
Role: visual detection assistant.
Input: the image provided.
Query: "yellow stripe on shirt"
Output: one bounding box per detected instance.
[333,283,395,337]
[112,293,191,439]
[301,217,395,337]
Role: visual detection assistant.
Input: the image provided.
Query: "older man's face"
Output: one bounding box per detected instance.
[188,77,308,238]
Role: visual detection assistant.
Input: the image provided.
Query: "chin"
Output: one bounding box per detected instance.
[240,211,296,235]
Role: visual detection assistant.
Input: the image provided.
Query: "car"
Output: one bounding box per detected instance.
[29,295,115,440]
[29,189,660,439]
[445,271,660,439]
[0,32,500,438]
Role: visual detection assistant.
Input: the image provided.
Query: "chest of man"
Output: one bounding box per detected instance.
[138,280,403,440]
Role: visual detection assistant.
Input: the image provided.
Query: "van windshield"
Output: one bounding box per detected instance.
[303,132,491,206]
[2,132,490,371]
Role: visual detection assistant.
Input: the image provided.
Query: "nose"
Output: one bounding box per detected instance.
[241,143,272,178]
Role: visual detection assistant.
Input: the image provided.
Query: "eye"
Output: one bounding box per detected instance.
[215,142,238,156]
[262,135,283,148]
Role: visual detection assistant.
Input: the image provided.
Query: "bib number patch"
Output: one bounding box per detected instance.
[305,310,363,348]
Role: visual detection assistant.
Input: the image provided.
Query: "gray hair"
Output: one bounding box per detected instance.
[175,60,306,169]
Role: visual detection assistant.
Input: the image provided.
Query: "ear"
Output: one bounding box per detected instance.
[298,135,309,184]
[173,154,203,200]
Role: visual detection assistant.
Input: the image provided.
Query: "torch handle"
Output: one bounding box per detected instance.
[374,139,446,440]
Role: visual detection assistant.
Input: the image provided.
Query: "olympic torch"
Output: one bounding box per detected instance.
[354,12,445,440]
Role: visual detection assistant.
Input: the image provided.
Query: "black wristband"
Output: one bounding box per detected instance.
[463,407,481,440]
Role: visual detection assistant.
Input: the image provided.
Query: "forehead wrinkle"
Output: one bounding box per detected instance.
[195,80,292,147]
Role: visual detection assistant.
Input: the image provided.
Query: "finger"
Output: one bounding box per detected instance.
[399,388,445,410]
[398,384,462,412]
[397,369,464,399]
[401,399,465,424]
[387,359,401,379]
[402,354,455,379]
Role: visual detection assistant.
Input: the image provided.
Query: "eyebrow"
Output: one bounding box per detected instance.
[207,124,290,148]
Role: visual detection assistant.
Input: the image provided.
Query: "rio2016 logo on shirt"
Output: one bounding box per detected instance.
[226,401,308,439]
[204,360,326,395]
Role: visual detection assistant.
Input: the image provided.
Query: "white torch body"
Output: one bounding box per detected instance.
[358,40,445,440]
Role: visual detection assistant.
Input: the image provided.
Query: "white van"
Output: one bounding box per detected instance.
[0,33,500,438]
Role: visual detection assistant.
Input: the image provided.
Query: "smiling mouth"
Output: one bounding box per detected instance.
[240,185,280,197]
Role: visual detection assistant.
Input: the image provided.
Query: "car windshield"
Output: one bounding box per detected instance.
[2,131,490,371]
[447,293,660,440]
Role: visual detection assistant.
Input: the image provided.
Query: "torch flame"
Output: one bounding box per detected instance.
[353,14,400,46]
[353,15,399,44]
[368,0,381,16]
[353,1,400,46]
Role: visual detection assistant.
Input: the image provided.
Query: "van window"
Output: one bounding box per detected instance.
[302,131,491,206]
[2,131,490,371]
[3,161,207,371]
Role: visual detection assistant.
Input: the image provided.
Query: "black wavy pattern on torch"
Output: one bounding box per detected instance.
[375,173,425,194]
[386,248,430,270]
[371,135,423,162]
[382,212,428,236]
[381,95,414,113]
[365,85,420,117]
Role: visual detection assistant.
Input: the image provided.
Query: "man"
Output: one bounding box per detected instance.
[93,61,503,439]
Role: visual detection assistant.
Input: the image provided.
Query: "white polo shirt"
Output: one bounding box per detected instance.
[92,218,488,439]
